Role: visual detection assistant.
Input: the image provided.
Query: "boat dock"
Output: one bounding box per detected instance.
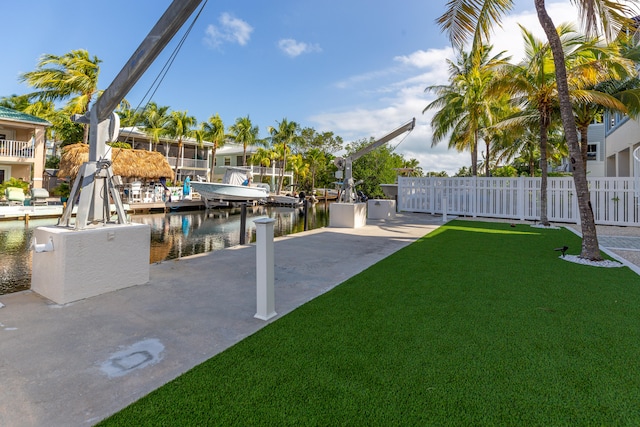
[0,212,443,427]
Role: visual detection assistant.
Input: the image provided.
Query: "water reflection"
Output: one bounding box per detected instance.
[0,203,329,295]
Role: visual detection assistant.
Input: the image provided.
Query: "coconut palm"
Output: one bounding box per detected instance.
[19,49,101,145]
[166,110,197,182]
[437,0,636,260]
[268,118,301,194]
[200,113,227,181]
[570,35,640,166]
[228,116,259,167]
[424,44,510,176]
[139,102,171,154]
[494,24,585,225]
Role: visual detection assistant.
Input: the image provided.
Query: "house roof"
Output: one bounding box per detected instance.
[216,143,259,156]
[0,106,51,126]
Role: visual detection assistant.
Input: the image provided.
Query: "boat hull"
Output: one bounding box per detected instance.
[191,182,268,201]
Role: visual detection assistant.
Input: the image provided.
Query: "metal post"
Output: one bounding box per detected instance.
[239,203,247,245]
[303,199,308,231]
[254,218,277,321]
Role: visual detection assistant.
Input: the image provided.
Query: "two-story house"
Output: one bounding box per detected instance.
[0,106,51,189]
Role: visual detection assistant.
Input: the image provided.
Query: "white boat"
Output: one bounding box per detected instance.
[190,167,269,203]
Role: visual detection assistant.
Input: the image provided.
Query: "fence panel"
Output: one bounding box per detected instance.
[398,176,640,226]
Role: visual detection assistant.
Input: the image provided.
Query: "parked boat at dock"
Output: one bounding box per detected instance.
[190,167,269,206]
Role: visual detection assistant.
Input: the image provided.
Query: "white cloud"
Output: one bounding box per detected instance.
[278,39,322,58]
[489,2,580,63]
[204,13,253,49]
[310,1,581,176]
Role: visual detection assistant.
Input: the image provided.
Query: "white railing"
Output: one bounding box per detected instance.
[398,176,640,226]
[248,165,293,180]
[0,139,34,158]
[167,157,208,169]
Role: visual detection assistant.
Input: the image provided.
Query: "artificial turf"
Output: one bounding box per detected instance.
[98,220,640,426]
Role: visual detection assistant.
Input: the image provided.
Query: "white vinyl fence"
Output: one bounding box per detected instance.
[398,176,639,226]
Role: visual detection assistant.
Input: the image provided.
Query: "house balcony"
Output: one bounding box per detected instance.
[166,157,208,169]
[0,139,35,159]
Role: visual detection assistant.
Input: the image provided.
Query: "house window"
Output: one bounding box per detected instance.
[224,157,231,166]
[587,143,598,161]
[236,155,244,166]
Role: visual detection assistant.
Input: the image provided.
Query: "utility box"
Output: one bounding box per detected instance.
[367,199,396,219]
[31,223,150,304]
[329,202,367,228]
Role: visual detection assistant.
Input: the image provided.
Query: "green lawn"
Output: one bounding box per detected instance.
[98,220,640,426]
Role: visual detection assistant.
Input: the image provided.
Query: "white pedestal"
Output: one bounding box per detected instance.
[367,199,396,219]
[329,202,367,228]
[254,218,277,321]
[31,223,150,304]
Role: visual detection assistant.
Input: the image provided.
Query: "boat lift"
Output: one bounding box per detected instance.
[334,118,415,203]
[59,0,204,229]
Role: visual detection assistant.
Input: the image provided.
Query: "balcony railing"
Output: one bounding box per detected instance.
[0,139,34,159]
[166,157,208,169]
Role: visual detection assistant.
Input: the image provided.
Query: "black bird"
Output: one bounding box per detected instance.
[554,245,569,257]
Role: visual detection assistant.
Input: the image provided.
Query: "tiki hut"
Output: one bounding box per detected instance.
[58,143,174,182]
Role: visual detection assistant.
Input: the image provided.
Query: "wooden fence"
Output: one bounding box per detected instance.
[398,176,639,226]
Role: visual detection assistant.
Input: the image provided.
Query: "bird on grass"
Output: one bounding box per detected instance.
[554,246,569,257]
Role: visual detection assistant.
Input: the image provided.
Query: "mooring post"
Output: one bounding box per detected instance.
[254,217,277,321]
[239,203,247,245]
[303,199,308,231]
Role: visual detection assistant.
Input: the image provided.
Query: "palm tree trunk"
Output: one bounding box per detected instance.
[535,0,601,260]
[485,140,491,177]
[471,129,478,176]
[539,112,550,226]
[174,139,182,182]
[579,125,589,167]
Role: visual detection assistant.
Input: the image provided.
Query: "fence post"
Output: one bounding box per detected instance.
[518,177,525,220]
[472,176,478,218]
[254,218,277,321]
[442,196,448,222]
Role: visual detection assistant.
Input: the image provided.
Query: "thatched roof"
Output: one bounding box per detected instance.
[58,143,174,180]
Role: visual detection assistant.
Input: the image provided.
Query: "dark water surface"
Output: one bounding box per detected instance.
[0,203,329,295]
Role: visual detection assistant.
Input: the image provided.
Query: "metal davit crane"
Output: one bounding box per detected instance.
[58,0,204,229]
[334,118,415,203]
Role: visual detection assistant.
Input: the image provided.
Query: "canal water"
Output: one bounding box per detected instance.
[0,203,330,296]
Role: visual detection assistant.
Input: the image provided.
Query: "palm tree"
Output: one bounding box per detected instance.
[139,102,171,153]
[166,110,197,182]
[288,153,310,191]
[424,44,510,176]
[437,0,635,260]
[268,118,301,194]
[569,35,640,166]
[305,148,326,191]
[200,113,227,181]
[20,49,101,145]
[494,24,583,225]
[228,116,259,166]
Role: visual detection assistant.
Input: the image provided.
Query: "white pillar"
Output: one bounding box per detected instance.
[254,218,277,320]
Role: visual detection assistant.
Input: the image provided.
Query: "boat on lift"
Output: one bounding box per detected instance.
[190,167,269,205]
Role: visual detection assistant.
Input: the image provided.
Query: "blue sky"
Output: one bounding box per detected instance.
[1,0,578,174]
